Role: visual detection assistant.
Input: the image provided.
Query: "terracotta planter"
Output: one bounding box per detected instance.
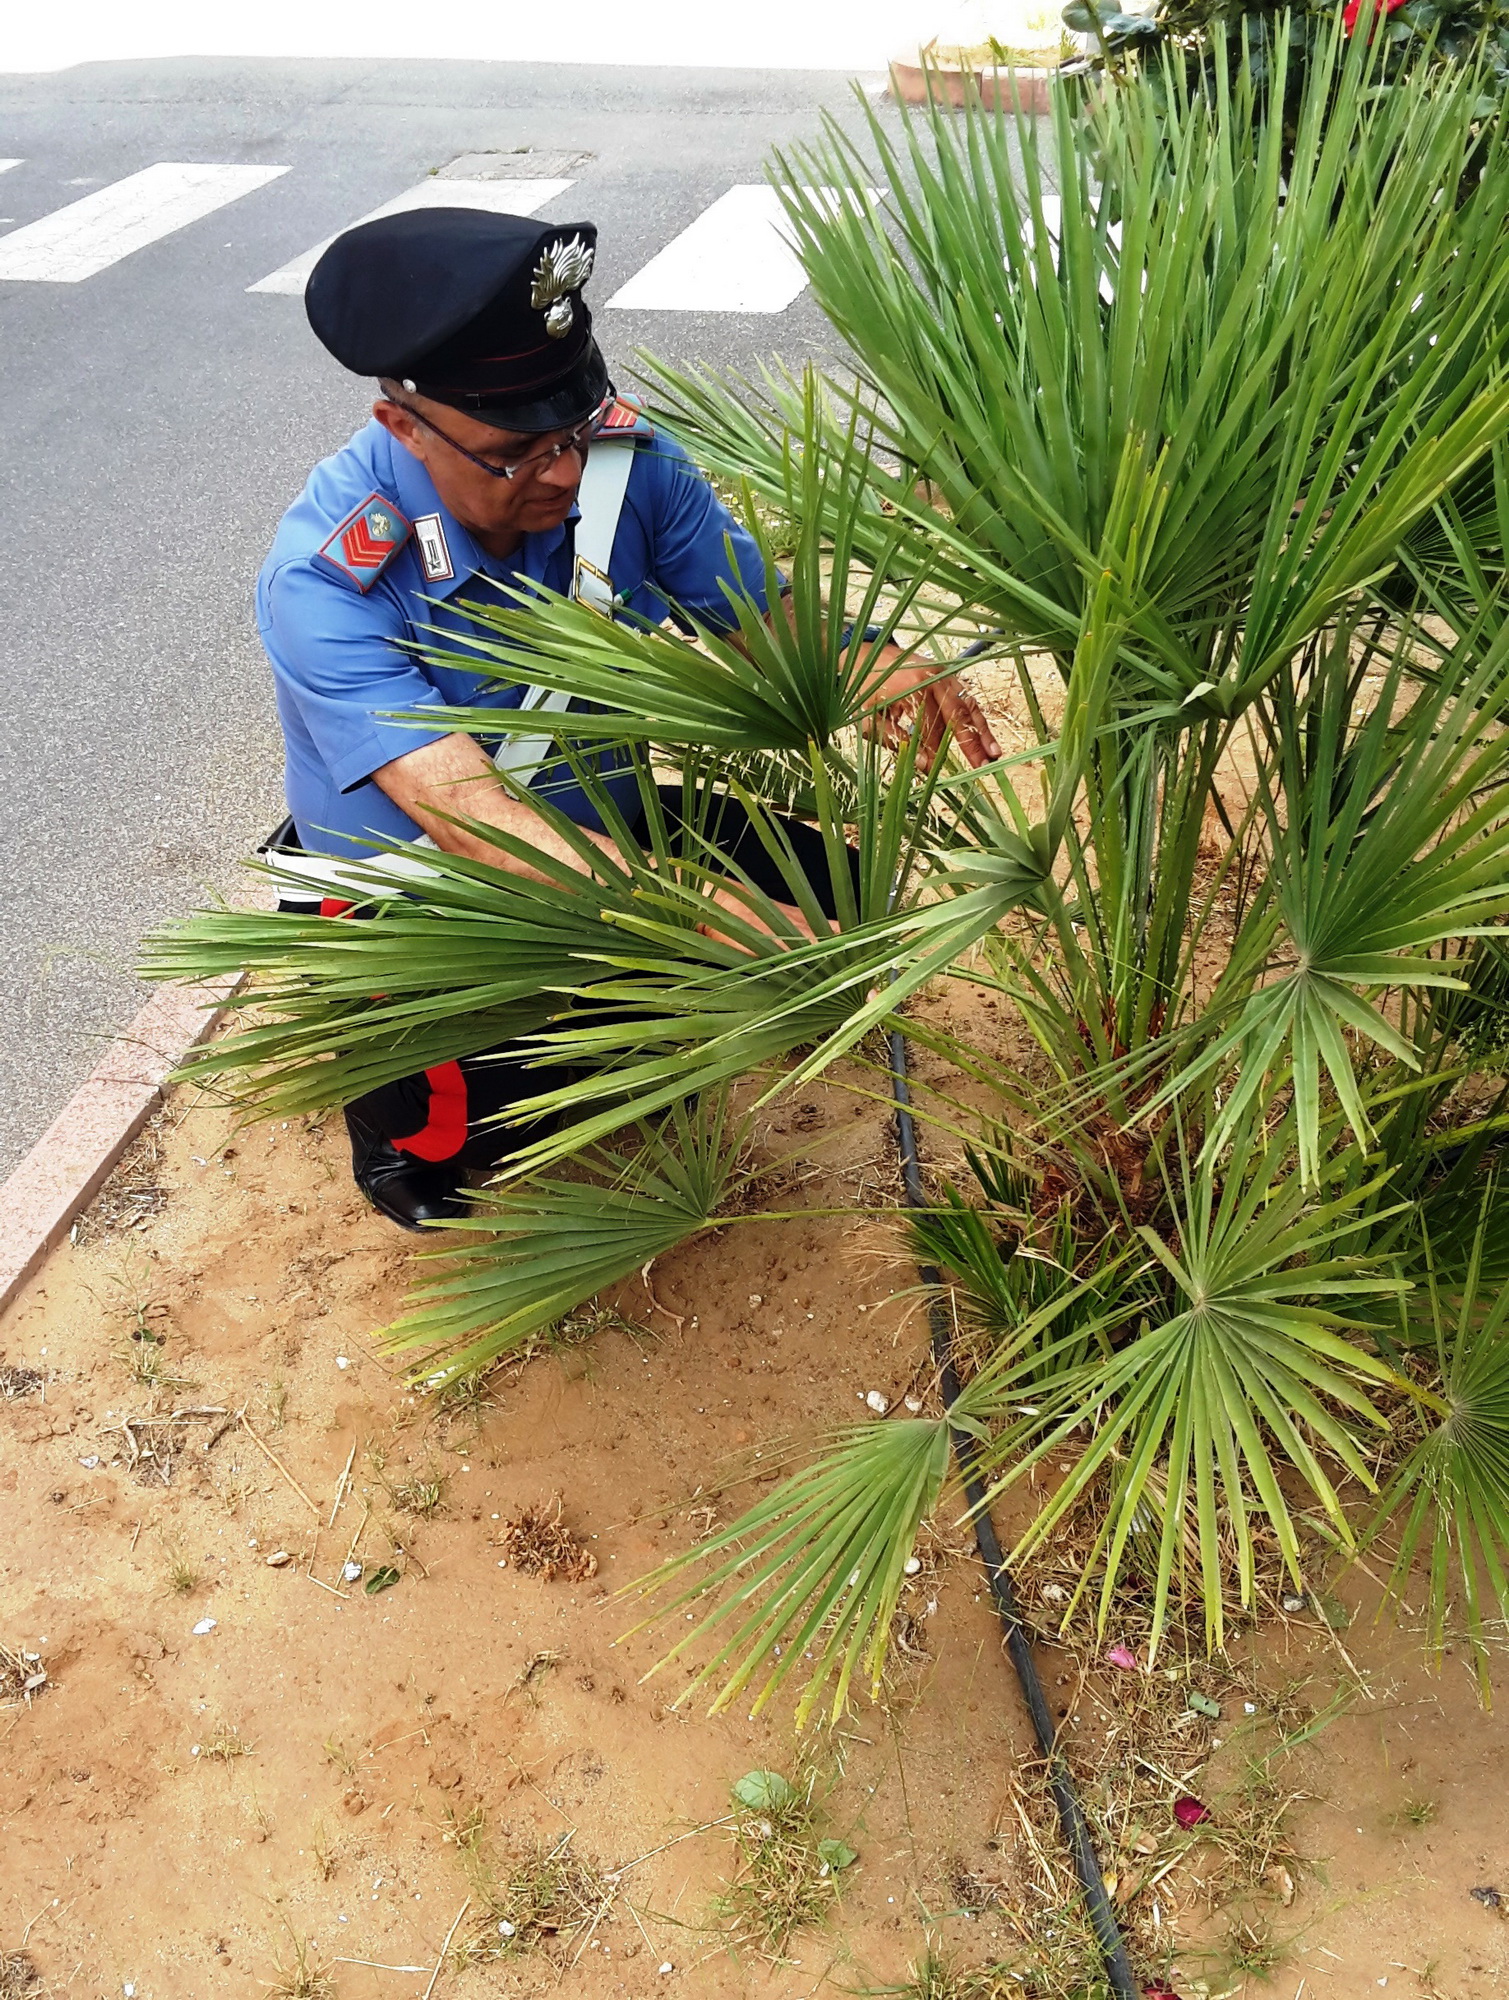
[888,57,1061,115]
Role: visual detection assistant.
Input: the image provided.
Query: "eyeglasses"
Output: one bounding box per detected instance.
[392,391,616,482]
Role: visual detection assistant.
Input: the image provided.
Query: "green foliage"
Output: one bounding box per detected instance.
[1064,0,1509,113]
[145,28,1509,1710]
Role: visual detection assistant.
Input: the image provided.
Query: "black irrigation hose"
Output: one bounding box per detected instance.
[888,1025,1140,2000]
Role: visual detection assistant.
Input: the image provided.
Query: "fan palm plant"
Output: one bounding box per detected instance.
[147,17,1509,1714]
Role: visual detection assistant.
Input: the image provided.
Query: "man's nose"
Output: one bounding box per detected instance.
[537,442,585,491]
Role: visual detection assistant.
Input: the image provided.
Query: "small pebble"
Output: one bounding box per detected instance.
[903,1557,922,1576]
[1244,1701,1258,1715]
[903,1395,923,1413]
[865,1390,889,1415]
[1470,1884,1502,1908]
[192,1618,217,1636]
[78,1456,99,1469]
[499,1920,516,1937]
[748,1293,762,1306]
[1281,1592,1306,1613]
[266,1551,293,1568]
[342,1562,363,1583]
[335,1356,351,1369]
[658,1964,674,1977]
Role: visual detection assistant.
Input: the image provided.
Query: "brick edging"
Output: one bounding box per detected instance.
[0,976,242,1314]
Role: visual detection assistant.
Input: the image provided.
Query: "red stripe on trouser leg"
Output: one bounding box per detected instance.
[320,897,355,917]
[391,1060,469,1163]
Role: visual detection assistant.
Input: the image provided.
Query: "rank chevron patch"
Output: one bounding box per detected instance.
[314,493,412,591]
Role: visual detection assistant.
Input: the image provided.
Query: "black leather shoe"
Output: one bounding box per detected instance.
[346,1112,467,1232]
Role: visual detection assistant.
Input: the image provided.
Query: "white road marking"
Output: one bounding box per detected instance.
[605,184,878,315]
[0,160,21,174]
[246,178,575,296]
[0,161,289,282]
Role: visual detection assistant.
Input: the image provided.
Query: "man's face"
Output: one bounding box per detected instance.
[372,390,585,545]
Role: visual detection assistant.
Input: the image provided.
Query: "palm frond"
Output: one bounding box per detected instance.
[1364,1180,1509,1697]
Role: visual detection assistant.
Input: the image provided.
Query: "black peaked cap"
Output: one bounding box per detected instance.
[305,207,605,427]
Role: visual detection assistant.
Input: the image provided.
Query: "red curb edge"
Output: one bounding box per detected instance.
[0,975,243,1315]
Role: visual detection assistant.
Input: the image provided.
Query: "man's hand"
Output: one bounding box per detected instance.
[859,648,1003,771]
[696,879,826,953]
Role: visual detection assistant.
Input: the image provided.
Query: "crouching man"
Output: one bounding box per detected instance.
[257,206,998,1228]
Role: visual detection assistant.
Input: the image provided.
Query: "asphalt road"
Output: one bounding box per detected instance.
[0,55,888,1176]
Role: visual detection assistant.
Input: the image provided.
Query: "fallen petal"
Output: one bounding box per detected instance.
[1106,1645,1139,1672]
[1173,1795,1210,1830]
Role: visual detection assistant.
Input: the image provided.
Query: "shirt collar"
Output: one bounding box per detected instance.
[377,424,579,603]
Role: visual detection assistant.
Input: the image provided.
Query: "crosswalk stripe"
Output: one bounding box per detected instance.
[246,178,575,297]
[603,184,878,316]
[604,186,805,315]
[0,162,290,283]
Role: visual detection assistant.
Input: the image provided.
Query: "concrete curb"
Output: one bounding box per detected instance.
[0,976,242,1315]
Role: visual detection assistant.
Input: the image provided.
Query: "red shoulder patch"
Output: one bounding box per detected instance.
[313,493,412,592]
[593,397,655,440]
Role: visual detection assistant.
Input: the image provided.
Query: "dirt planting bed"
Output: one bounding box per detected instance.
[1,1087,1507,1998]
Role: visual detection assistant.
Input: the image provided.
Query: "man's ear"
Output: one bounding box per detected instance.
[372,397,419,451]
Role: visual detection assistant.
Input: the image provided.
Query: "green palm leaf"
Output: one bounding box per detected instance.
[954,1118,1410,1651]
[380,1095,740,1387]
[1364,1179,1509,1697]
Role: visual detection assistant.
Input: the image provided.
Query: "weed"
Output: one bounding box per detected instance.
[309,1814,344,1881]
[441,1800,488,1853]
[164,1550,200,1596]
[201,1722,252,1762]
[117,1331,188,1393]
[265,1376,288,1430]
[1398,1796,1438,1829]
[322,1736,359,1780]
[860,1955,1019,2000]
[389,1471,447,1518]
[714,1770,853,1956]
[452,1828,613,1964]
[200,1720,250,1768]
[1224,1916,1285,1977]
[267,1932,335,2000]
[430,1368,498,1422]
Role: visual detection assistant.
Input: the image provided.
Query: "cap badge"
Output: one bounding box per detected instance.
[530,234,595,339]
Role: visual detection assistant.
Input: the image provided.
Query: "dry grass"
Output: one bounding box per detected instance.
[267,1932,335,2000]
[981,1663,1336,1994]
[449,1820,615,1966]
[0,1367,43,1399]
[71,1118,171,1244]
[0,1950,42,1999]
[200,1722,252,1762]
[496,1496,598,1582]
[0,1644,47,1706]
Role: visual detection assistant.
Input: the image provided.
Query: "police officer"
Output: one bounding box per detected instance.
[258,206,1000,1230]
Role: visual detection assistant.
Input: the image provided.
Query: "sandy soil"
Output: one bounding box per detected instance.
[2,1081,1508,2000]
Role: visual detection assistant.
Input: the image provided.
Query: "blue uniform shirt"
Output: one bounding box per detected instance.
[257,417,768,858]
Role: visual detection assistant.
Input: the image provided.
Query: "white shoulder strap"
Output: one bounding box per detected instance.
[570,438,636,615]
[356,440,640,872]
[491,437,638,784]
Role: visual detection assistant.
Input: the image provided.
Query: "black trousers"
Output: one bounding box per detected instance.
[331,787,859,1173]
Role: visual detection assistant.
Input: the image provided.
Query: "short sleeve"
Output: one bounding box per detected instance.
[261,560,452,793]
[634,434,771,632]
